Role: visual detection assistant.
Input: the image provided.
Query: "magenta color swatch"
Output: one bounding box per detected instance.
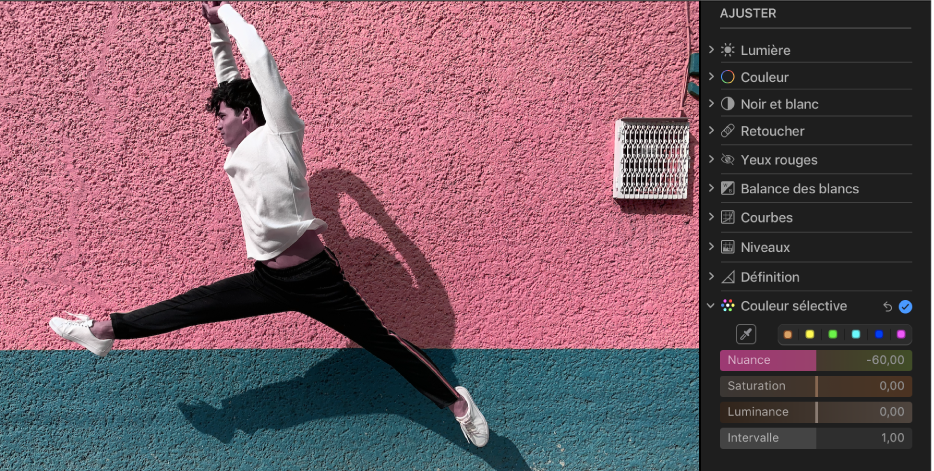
[720,350,818,372]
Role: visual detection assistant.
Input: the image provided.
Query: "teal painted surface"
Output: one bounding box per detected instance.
[0,349,697,470]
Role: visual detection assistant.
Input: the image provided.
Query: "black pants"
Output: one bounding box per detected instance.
[110,247,460,409]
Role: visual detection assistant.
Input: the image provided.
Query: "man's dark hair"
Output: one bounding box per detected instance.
[205,78,266,126]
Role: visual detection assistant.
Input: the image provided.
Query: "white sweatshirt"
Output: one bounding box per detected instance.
[210,5,327,261]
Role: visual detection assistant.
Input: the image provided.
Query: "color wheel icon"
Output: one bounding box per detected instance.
[721,299,735,312]
[721,70,735,84]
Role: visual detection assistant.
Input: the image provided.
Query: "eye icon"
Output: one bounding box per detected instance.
[721,43,734,57]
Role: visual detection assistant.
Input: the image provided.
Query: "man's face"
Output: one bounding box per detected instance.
[215,102,252,149]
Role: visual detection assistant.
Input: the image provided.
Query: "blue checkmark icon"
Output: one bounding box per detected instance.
[899,300,912,314]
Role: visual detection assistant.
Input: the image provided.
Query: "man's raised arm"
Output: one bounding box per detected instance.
[215,3,304,134]
[209,22,241,84]
[203,2,240,83]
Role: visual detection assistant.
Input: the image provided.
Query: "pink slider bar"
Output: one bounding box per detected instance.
[720,350,818,371]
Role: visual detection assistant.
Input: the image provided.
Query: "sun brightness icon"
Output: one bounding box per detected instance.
[721,43,734,57]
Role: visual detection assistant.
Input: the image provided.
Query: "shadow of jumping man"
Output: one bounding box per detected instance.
[179,169,530,470]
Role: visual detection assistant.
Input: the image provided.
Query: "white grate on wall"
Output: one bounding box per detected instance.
[613,118,690,199]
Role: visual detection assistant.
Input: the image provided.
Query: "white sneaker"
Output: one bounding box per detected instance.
[454,386,489,447]
[49,312,114,358]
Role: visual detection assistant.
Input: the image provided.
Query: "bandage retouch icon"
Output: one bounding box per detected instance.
[721,123,735,138]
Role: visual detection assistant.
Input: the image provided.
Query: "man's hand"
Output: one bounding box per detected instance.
[201,1,230,25]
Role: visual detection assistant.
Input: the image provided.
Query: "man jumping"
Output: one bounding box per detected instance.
[49,1,489,447]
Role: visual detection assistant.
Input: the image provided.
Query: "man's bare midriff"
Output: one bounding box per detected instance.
[261,230,325,269]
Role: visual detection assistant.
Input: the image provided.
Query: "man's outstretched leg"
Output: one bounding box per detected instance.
[260,247,491,447]
[50,271,286,357]
[50,249,491,447]
[304,298,490,448]
[49,312,115,357]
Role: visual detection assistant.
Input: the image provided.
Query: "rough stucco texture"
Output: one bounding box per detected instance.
[0,2,699,350]
[0,349,699,470]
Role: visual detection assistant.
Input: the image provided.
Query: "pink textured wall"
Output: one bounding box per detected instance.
[0,2,699,350]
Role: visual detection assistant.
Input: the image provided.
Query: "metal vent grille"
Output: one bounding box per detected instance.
[613,118,690,199]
